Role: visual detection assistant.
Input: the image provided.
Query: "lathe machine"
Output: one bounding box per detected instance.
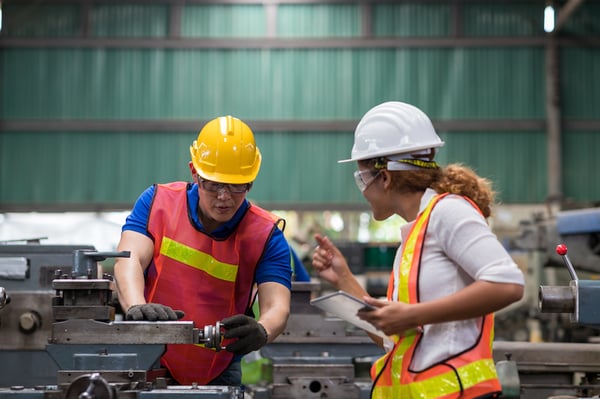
[0,243,241,398]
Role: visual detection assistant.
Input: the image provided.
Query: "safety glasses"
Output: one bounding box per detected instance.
[198,178,250,194]
[353,170,381,192]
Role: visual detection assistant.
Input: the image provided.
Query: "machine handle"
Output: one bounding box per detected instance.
[72,250,131,278]
[556,244,579,281]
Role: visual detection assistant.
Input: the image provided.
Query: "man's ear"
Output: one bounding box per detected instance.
[188,162,195,175]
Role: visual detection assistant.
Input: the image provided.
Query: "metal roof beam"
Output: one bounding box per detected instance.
[8,118,600,132]
[555,0,586,32]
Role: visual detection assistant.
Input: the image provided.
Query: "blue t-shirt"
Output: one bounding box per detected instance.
[123,183,292,289]
[291,248,311,282]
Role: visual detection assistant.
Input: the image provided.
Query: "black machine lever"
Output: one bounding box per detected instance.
[72,250,131,279]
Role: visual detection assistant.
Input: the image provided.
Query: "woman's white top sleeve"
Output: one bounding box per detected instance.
[393,189,524,369]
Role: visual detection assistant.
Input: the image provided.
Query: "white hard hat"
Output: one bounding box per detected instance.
[339,101,444,163]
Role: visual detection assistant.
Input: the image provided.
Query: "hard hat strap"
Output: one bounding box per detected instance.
[387,158,439,171]
[386,149,438,171]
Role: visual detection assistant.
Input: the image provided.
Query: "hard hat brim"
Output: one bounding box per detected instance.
[338,142,444,164]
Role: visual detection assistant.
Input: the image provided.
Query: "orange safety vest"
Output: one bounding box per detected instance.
[145,182,281,385]
[370,193,501,399]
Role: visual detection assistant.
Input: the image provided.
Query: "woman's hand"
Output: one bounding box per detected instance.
[312,234,352,288]
[358,297,420,337]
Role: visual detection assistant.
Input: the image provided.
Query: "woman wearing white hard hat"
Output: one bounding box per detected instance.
[312,101,524,399]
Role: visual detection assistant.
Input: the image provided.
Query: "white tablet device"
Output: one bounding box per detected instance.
[310,290,387,338]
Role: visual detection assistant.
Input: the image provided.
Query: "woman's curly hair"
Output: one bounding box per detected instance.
[432,164,496,218]
[361,159,496,218]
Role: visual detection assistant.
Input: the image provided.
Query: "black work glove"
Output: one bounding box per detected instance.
[126,303,185,321]
[221,314,268,356]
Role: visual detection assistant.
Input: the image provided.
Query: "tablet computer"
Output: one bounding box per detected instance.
[310,290,386,338]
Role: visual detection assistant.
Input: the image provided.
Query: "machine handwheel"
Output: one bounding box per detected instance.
[65,373,114,399]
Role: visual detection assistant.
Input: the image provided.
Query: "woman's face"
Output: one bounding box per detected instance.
[358,165,395,221]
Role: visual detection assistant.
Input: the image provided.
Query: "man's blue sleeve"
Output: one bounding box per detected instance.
[291,247,311,282]
[255,228,293,290]
[122,185,155,237]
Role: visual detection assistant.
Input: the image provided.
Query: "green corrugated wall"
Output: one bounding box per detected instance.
[1,1,599,210]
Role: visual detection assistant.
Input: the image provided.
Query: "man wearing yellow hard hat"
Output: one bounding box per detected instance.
[114,115,292,386]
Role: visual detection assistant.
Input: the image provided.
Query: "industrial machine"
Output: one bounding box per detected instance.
[4,205,600,399]
[0,243,242,398]
[491,241,600,399]
[0,243,96,387]
[492,207,600,399]
[513,207,600,342]
[0,242,383,399]
[516,207,600,275]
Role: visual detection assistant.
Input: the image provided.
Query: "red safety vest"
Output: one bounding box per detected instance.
[145,182,281,384]
[371,193,501,399]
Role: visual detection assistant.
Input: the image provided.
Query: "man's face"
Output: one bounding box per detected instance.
[195,175,250,230]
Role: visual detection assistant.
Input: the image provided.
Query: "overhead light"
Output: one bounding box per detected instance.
[544,5,555,33]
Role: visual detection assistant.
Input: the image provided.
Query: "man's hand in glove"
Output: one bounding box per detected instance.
[126,303,185,321]
[221,314,268,356]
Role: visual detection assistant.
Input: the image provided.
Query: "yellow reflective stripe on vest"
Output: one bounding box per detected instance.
[397,197,435,304]
[399,218,422,303]
[389,333,415,376]
[373,358,498,399]
[373,330,420,382]
[160,237,238,282]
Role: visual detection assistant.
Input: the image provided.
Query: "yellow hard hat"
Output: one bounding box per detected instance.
[190,115,261,184]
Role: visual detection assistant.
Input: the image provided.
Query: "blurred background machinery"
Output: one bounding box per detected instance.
[489,206,600,399]
[512,207,600,343]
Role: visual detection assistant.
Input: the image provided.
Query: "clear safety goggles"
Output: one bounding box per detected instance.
[353,170,381,192]
[198,178,250,194]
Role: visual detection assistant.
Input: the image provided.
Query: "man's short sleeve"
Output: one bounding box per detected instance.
[122,185,155,237]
